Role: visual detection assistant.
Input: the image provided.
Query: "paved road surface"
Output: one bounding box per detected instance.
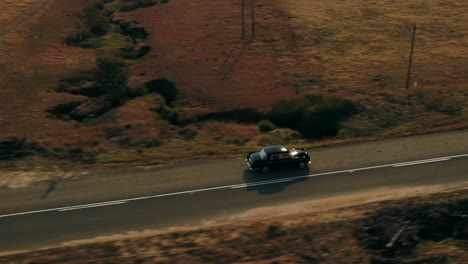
[0,130,467,252]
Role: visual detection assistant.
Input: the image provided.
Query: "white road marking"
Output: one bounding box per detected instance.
[58,201,127,212]
[1,153,467,218]
[392,157,450,167]
[231,177,295,189]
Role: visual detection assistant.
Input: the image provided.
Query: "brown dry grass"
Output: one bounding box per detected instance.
[0,0,467,169]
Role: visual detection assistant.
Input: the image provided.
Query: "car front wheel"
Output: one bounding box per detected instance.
[262,166,270,173]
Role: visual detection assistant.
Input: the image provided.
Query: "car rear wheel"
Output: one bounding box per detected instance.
[298,162,306,169]
[262,166,270,173]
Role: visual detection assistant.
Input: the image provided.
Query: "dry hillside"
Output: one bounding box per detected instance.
[0,0,466,168]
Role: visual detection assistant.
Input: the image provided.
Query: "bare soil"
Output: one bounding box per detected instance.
[1,186,467,263]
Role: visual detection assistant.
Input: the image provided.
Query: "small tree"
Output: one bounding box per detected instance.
[84,7,109,36]
[258,120,276,133]
[269,94,358,138]
[146,79,178,105]
[94,56,129,105]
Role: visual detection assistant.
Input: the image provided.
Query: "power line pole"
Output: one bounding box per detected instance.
[406,23,417,89]
[240,0,255,39]
[251,0,255,38]
[241,0,245,38]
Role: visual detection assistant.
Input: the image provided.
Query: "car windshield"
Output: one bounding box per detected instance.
[259,149,268,160]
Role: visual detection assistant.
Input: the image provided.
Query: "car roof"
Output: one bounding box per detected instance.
[262,145,288,154]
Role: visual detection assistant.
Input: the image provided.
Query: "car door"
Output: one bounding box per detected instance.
[277,152,293,168]
[269,152,292,168]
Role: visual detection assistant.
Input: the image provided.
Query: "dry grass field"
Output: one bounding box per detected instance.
[0,0,466,169]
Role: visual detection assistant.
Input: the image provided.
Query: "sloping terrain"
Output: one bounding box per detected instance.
[0,0,466,169]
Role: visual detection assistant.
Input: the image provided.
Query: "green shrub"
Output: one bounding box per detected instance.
[268,97,310,128]
[146,79,178,105]
[121,45,152,59]
[301,96,357,137]
[64,5,109,46]
[93,56,130,105]
[166,108,180,125]
[47,101,83,120]
[269,94,358,138]
[84,7,110,36]
[158,106,181,125]
[118,21,149,42]
[258,120,276,133]
[0,138,45,160]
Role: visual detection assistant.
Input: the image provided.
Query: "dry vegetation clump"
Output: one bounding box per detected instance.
[356,191,468,263]
[1,189,467,264]
[0,137,45,161]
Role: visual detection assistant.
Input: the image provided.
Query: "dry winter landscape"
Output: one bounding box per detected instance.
[0,0,467,263]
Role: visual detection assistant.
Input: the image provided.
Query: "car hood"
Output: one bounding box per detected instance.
[290,148,309,158]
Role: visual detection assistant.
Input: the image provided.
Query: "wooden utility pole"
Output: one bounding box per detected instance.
[406,24,417,89]
[251,0,255,38]
[241,0,245,38]
[240,0,255,39]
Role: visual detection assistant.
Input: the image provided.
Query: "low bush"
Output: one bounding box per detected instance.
[118,21,149,43]
[358,197,468,257]
[159,106,181,125]
[84,7,110,36]
[93,56,130,105]
[133,45,152,58]
[65,5,110,46]
[146,79,178,105]
[121,45,152,59]
[69,96,114,121]
[258,120,276,133]
[269,94,358,138]
[47,101,83,120]
[0,137,44,160]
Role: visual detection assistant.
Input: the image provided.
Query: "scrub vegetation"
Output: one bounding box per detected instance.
[0,0,466,169]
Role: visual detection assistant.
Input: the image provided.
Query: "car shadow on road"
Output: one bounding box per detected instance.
[242,168,310,195]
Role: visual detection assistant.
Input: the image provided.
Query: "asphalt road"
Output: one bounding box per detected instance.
[0,131,467,252]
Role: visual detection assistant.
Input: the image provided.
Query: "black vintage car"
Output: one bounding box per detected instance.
[246,145,311,173]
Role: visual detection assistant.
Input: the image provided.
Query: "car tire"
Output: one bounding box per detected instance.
[298,162,306,169]
[262,166,270,173]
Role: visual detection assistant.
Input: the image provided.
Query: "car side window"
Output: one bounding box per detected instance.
[269,153,280,160]
[269,153,291,160]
